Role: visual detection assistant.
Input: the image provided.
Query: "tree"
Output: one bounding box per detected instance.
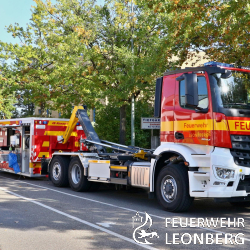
[0,75,15,119]
[48,0,173,143]
[13,89,35,118]
[143,0,250,66]
[95,101,154,148]
[0,0,99,118]
[0,0,173,144]
[0,92,15,119]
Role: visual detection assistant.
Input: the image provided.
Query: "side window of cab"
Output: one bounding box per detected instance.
[179,76,208,109]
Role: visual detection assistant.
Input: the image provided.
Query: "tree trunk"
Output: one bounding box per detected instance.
[40,102,46,117]
[28,103,35,116]
[119,105,126,145]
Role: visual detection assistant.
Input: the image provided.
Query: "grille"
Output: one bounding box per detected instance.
[230,135,250,168]
[236,175,250,192]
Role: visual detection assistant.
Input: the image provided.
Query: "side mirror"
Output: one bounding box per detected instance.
[177,73,198,108]
[185,73,198,107]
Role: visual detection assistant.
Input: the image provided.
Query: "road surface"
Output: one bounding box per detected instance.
[0,172,250,250]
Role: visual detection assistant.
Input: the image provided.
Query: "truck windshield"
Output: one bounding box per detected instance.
[212,71,250,109]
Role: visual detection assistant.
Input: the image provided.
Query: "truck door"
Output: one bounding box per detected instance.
[160,74,176,143]
[22,126,30,173]
[174,72,214,147]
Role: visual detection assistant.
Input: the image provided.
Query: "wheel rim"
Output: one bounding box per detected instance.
[71,164,81,184]
[52,162,61,181]
[161,175,177,203]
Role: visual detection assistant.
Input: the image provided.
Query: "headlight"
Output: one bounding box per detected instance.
[215,167,235,179]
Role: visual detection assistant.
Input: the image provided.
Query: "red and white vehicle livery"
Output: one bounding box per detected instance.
[47,62,250,212]
[0,117,85,177]
[2,62,250,212]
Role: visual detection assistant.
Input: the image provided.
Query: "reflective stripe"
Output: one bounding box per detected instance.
[175,120,213,131]
[38,152,49,158]
[110,166,127,170]
[88,160,110,164]
[161,121,174,131]
[47,121,68,126]
[44,131,77,136]
[161,119,230,132]
[161,119,213,132]
[228,120,250,132]
[29,162,42,168]
[42,141,50,147]
[0,121,10,125]
[214,120,228,131]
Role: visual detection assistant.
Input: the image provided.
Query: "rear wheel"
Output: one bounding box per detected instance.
[68,157,92,192]
[156,163,193,212]
[50,156,70,187]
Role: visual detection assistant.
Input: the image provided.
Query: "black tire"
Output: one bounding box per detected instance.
[50,156,70,187]
[156,163,193,212]
[230,202,250,207]
[68,157,92,192]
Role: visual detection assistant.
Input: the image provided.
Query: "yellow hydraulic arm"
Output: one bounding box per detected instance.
[62,106,84,144]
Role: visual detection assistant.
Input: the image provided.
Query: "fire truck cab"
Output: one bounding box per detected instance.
[152,61,250,210]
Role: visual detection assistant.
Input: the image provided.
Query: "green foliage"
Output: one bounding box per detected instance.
[95,104,120,143]
[126,102,154,148]
[12,90,35,118]
[0,0,171,143]
[0,0,100,117]
[0,0,173,110]
[142,0,250,66]
[1,0,249,144]
[0,84,15,119]
[95,101,154,148]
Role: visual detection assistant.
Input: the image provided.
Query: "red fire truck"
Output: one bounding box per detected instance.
[2,62,250,212]
[47,62,250,212]
[0,116,86,177]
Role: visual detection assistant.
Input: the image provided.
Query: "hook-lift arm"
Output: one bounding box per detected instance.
[62,106,84,144]
[63,106,157,159]
[62,106,106,153]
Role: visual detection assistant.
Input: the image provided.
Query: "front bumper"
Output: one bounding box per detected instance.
[189,147,250,198]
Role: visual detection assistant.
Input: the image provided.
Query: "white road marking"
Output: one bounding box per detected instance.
[1,176,250,242]
[96,222,116,228]
[0,176,163,217]
[0,187,158,250]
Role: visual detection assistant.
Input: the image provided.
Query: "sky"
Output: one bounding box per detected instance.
[0,0,37,44]
[0,0,103,44]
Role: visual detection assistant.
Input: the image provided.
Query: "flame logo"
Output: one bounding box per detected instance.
[132,212,159,245]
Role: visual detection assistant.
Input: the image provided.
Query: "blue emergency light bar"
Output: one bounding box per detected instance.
[204,61,234,68]
[204,61,250,70]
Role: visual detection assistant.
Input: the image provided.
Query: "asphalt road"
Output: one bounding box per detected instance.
[0,171,250,250]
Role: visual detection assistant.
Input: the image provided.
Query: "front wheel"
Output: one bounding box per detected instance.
[156,163,193,212]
